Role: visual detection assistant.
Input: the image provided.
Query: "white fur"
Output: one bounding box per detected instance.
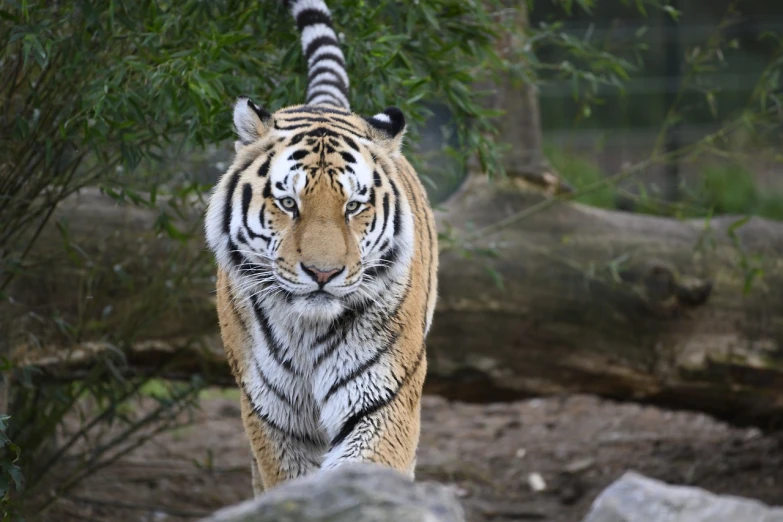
[233,99,264,144]
[307,45,346,68]
[371,113,391,123]
[307,83,349,108]
[307,60,349,87]
[290,0,331,18]
[301,24,336,50]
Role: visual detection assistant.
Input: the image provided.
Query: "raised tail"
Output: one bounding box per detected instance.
[287,0,350,110]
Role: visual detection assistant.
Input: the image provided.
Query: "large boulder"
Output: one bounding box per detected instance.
[200,463,464,522]
[583,471,783,522]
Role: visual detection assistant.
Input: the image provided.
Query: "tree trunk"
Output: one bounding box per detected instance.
[481,1,572,195]
[10,182,783,427]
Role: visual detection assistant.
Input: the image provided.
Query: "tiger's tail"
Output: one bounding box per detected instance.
[286,0,350,110]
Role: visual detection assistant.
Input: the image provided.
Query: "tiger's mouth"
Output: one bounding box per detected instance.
[306,290,335,301]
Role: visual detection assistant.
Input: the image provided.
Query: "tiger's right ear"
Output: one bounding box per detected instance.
[233,96,273,150]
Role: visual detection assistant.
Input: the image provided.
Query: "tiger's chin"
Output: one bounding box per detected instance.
[288,291,346,322]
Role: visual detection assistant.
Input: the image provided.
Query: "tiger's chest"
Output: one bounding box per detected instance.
[240,296,397,442]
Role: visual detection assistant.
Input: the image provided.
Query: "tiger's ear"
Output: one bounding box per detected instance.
[365,107,406,155]
[233,96,273,150]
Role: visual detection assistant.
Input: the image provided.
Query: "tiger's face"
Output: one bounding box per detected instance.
[206,100,410,321]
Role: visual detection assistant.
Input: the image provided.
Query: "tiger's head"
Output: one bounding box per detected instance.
[205,98,412,322]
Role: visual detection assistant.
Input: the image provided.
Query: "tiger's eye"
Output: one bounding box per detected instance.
[280,197,297,210]
[346,201,360,213]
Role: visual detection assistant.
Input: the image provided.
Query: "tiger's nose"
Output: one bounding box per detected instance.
[302,264,344,285]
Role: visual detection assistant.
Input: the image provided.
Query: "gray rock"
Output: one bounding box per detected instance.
[583,471,783,522]
[200,463,464,522]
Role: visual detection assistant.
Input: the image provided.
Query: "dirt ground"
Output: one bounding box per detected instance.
[48,393,783,522]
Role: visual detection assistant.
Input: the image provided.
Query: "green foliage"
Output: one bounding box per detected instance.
[699,163,783,221]
[0,414,24,521]
[8,363,205,516]
[541,145,783,221]
[543,142,618,209]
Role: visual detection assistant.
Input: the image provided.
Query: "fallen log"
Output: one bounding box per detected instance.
[429,175,783,427]
[7,176,783,427]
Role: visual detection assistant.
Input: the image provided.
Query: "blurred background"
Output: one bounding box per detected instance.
[1,1,782,521]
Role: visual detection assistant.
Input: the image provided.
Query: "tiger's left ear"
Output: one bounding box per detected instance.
[233,96,273,151]
[365,107,406,155]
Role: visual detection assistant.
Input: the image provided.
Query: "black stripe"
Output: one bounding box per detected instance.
[308,79,348,98]
[312,297,374,367]
[323,332,399,404]
[226,239,260,276]
[277,121,366,142]
[296,8,332,31]
[308,97,343,108]
[274,122,312,131]
[312,336,342,371]
[390,180,402,237]
[289,132,306,146]
[340,151,356,163]
[306,86,346,102]
[308,55,346,76]
[240,184,270,244]
[324,122,367,139]
[258,157,271,177]
[342,135,359,151]
[243,389,322,446]
[280,105,350,116]
[241,184,253,223]
[223,172,241,234]
[365,245,399,278]
[305,38,343,63]
[330,343,426,448]
[288,130,312,145]
[251,297,297,374]
[370,193,390,252]
[280,119,363,138]
[307,65,346,86]
[253,358,295,408]
[284,116,332,124]
[289,149,309,161]
[305,126,364,142]
[324,115,356,128]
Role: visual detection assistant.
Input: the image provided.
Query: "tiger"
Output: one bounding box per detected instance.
[204,0,438,494]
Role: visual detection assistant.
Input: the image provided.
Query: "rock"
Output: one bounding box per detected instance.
[200,463,465,522]
[583,471,783,522]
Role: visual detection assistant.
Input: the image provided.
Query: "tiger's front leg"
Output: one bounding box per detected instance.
[240,392,325,492]
[317,346,427,477]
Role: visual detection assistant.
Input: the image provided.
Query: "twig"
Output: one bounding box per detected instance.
[460,115,751,242]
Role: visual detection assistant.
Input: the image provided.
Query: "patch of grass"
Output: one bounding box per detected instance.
[140,379,240,401]
[199,387,240,401]
[542,144,783,222]
[543,143,618,209]
[697,163,783,221]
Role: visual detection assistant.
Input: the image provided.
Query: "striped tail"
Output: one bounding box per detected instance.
[287,0,350,110]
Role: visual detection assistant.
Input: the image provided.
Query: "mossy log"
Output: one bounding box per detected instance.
[8,177,783,427]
